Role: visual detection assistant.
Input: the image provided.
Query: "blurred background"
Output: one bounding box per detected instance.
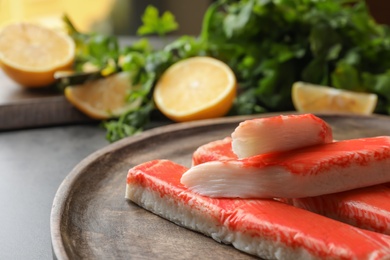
[0,0,213,35]
[0,0,389,34]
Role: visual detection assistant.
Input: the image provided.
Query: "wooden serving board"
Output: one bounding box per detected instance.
[0,70,93,131]
[50,113,390,260]
[0,37,172,131]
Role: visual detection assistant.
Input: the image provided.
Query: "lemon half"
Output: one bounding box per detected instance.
[65,72,140,120]
[153,56,237,122]
[0,22,75,88]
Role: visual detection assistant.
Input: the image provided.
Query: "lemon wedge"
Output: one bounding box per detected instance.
[292,82,378,115]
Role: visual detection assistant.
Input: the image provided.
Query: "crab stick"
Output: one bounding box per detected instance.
[126,160,390,259]
[192,137,236,166]
[231,114,333,158]
[287,185,390,235]
[182,136,390,198]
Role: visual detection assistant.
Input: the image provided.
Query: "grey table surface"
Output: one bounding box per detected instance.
[0,124,108,259]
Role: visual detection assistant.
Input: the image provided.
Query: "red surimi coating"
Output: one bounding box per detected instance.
[288,185,390,235]
[192,137,237,166]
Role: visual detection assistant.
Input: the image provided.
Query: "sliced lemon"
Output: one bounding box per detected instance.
[292,82,378,115]
[65,72,140,120]
[0,22,75,88]
[153,56,237,122]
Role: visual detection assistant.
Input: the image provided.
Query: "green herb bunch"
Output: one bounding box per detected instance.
[64,0,390,142]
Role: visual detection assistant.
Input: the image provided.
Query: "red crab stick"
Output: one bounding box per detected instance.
[126,160,390,259]
[287,185,390,235]
[231,114,333,158]
[182,136,390,198]
[192,137,237,166]
[191,137,390,234]
[192,137,236,166]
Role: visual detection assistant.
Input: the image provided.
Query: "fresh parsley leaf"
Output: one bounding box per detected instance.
[103,102,154,142]
[137,5,179,36]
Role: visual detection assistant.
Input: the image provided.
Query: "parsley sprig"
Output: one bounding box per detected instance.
[137,5,179,37]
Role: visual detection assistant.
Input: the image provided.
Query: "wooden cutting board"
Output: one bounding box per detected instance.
[0,70,94,130]
[0,37,172,131]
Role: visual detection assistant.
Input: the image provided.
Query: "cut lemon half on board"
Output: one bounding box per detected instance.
[292,82,378,115]
[0,22,75,88]
[65,72,140,120]
[153,56,237,122]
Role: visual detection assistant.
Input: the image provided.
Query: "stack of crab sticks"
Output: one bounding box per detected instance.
[126,114,390,259]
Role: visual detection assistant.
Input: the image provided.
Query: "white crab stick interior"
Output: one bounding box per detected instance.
[231,114,333,158]
[181,137,390,198]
